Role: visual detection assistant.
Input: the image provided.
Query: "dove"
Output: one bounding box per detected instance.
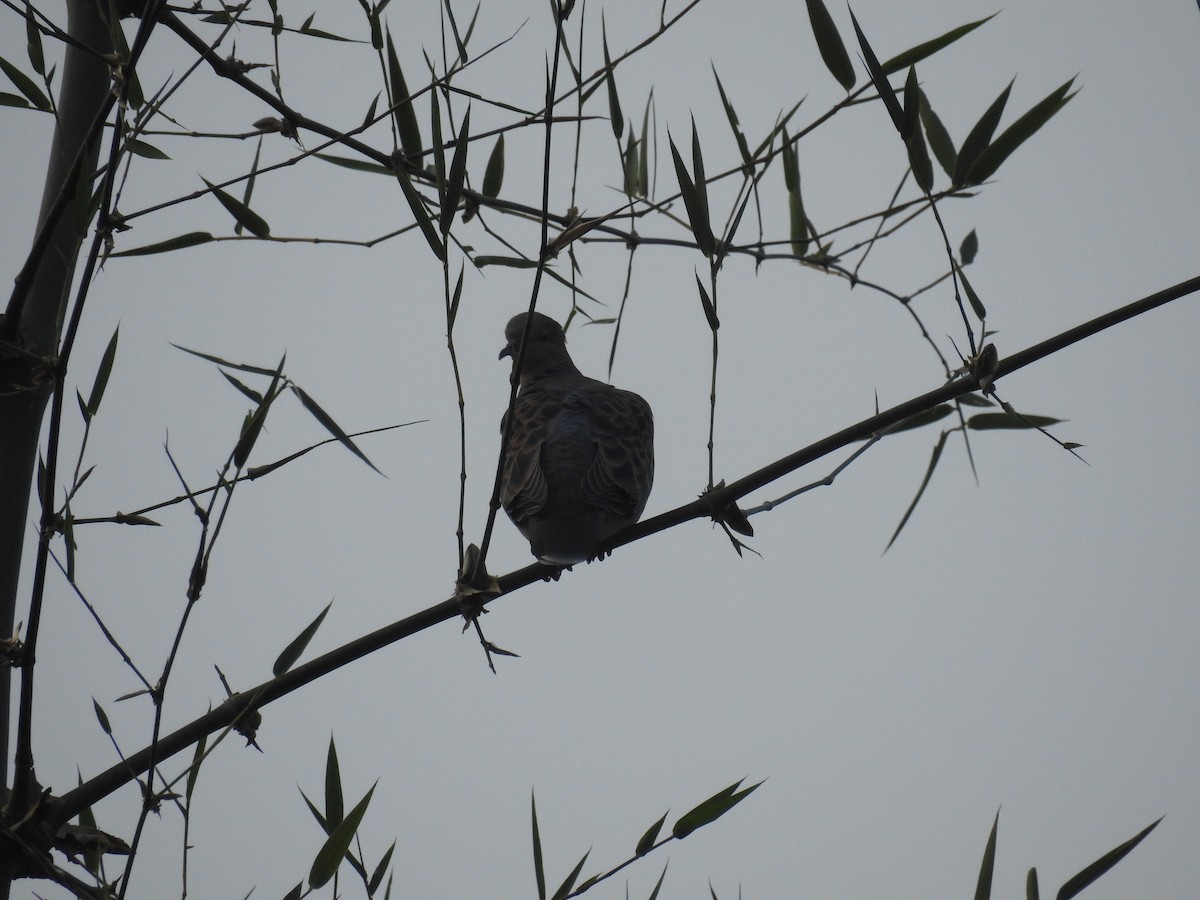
[499,312,654,565]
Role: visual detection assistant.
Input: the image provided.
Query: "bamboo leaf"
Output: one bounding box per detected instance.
[440,107,470,234]
[966,412,1063,430]
[125,138,170,160]
[974,811,999,900]
[1027,867,1040,900]
[884,430,947,551]
[429,87,445,195]
[393,167,445,260]
[712,66,752,169]
[953,80,1013,187]
[549,850,590,900]
[636,812,669,856]
[482,133,505,198]
[25,3,44,76]
[959,229,978,265]
[806,0,855,90]
[669,133,715,257]
[531,791,546,900]
[185,733,206,802]
[966,78,1076,185]
[672,779,761,839]
[171,344,282,376]
[324,736,344,828]
[907,120,934,193]
[110,232,215,257]
[474,255,539,269]
[86,327,119,417]
[1057,818,1162,900]
[848,11,904,133]
[290,385,381,474]
[881,14,997,74]
[956,263,986,319]
[695,274,719,330]
[602,17,623,139]
[273,602,332,677]
[233,360,284,469]
[885,404,953,435]
[385,29,423,164]
[202,177,271,237]
[919,87,957,177]
[368,842,396,895]
[0,53,50,110]
[308,783,377,888]
[313,153,392,176]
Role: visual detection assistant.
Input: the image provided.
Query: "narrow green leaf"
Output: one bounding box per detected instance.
[368,842,396,895]
[602,18,623,139]
[906,120,934,193]
[233,359,284,468]
[76,389,88,423]
[959,229,978,265]
[690,121,712,241]
[788,191,809,258]
[0,91,31,108]
[974,811,999,900]
[901,66,920,142]
[273,602,332,677]
[885,404,953,435]
[712,66,752,169]
[86,327,119,417]
[448,265,465,329]
[919,87,957,177]
[185,733,206,802]
[429,88,445,194]
[171,344,282,376]
[1027,867,1040,900]
[884,430,947,551]
[474,255,539,269]
[300,788,330,834]
[0,54,50,110]
[313,153,392,175]
[623,131,639,196]
[393,167,445,260]
[290,385,381,474]
[308,783,377,888]
[806,0,855,90]
[780,128,799,194]
[695,274,719,330]
[636,812,669,856]
[669,134,715,257]
[647,862,670,900]
[550,850,591,900]
[881,14,997,74]
[967,412,1063,430]
[1057,818,1162,900]
[93,698,112,735]
[220,370,264,404]
[62,508,76,581]
[672,779,761,839]
[202,177,271,237]
[25,3,45,76]
[281,883,303,900]
[531,791,546,900]
[440,108,470,234]
[482,133,505,198]
[639,93,651,197]
[966,78,1076,186]
[324,736,344,828]
[110,232,215,257]
[385,29,423,163]
[363,92,381,129]
[125,137,170,160]
[848,11,904,133]
[76,787,100,875]
[952,80,1013,187]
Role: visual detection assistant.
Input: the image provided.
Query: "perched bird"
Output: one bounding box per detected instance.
[499,312,654,565]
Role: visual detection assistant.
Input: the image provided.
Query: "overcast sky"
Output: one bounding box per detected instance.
[2,1,1199,898]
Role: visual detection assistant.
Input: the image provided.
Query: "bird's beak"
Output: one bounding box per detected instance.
[499,344,513,361]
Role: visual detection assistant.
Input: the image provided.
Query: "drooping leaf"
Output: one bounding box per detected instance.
[273,602,332,677]
[849,10,904,133]
[111,232,215,257]
[712,65,752,168]
[125,138,170,160]
[695,274,719,330]
[806,0,855,90]
[956,263,986,319]
[1056,818,1162,900]
[202,177,271,237]
[290,385,381,473]
[24,3,44,76]
[482,133,505,198]
[393,166,445,260]
[960,229,978,265]
[881,14,997,74]
[952,80,1013,186]
[0,53,50,110]
[966,412,1063,430]
[385,29,423,164]
[308,783,377,888]
[313,153,392,175]
[884,430,947,551]
[429,87,445,194]
[233,360,284,468]
[171,344,283,376]
[919,87,957,177]
[965,78,1077,186]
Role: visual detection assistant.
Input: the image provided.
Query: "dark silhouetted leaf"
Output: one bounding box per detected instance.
[885,430,947,551]
[313,153,392,175]
[93,698,112,735]
[110,232,215,257]
[369,842,396,895]
[482,133,505,198]
[273,602,332,677]
[602,18,623,139]
[695,274,719,330]
[550,850,590,900]
[1027,867,1040,900]
[960,229,978,265]
[967,412,1063,430]
[956,263,986,319]
[1057,818,1161,900]
[86,327,119,417]
[712,66,752,169]
[531,791,546,900]
[672,779,761,839]
[308,783,376,888]
[881,14,997,74]
[441,107,469,234]
[202,177,270,237]
[966,78,1076,185]
[185,733,206,802]
[636,811,669,856]
[393,167,445,260]
[953,80,1013,187]
[669,133,716,257]
[291,385,381,473]
[324,736,344,827]
[125,138,170,160]
[0,53,50,110]
[233,360,283,468]
[849,10,904,133]
[385,30,422,163]
[974,811,999,900]
[886,404,953,435]
[806,0,855,90]
[919,87,957,177]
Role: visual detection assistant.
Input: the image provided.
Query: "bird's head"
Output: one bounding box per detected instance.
[499,312,577,385]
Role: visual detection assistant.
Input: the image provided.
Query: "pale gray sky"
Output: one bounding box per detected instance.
[2,1,1198,898]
